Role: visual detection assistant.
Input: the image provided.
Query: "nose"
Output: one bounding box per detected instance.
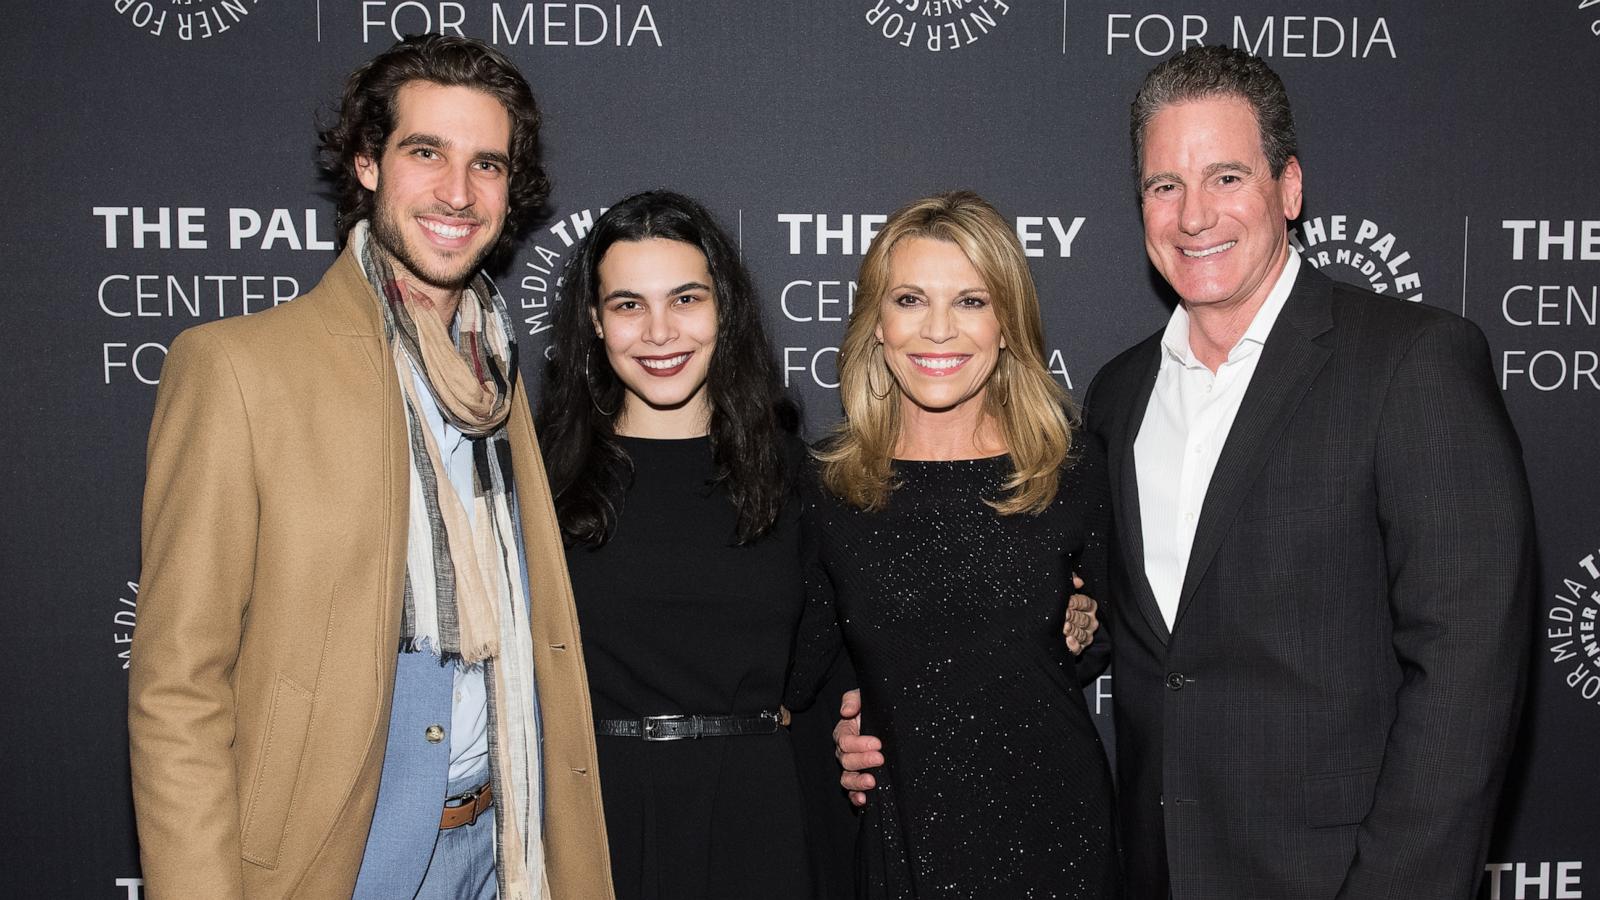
[1178,186,1216,236]
[643,304,676,345]
[920,299,955,343]
[434,162,475,212]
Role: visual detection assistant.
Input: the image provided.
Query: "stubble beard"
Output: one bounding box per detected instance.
[368,196,498,294]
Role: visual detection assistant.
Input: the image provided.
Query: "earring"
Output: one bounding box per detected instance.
[867,343,892,401]
[584,343,617,417]
[997,351,1010,408]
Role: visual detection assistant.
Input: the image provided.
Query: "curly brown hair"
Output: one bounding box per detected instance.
[318,33,551,258]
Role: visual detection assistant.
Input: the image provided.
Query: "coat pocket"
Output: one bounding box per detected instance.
[1302,765,1380,829]
[240,672,315,868]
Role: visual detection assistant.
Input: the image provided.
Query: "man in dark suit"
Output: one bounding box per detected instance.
[1088,45,1535,898]
[837,46,1534,899]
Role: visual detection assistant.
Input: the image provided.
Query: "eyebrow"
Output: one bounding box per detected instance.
[1139,172,1179,192]
[1205,160,1254,178]
[601,282,713,303]
[885,283,990,295]
[1140,160,1254,192]
[396,133,512,170]
[477,149,513,170]
[397,132,446,151]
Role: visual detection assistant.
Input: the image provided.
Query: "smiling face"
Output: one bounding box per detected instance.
[874,236,1005,417]
[1139,96,1303,316]
[593,238,718,437]
[355,81,511,294]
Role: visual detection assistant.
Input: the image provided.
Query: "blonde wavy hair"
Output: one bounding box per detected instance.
[818,191,1074,515]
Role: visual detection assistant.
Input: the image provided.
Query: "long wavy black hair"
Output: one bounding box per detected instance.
[537,190,797,547]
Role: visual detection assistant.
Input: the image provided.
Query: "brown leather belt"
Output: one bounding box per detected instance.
[440,782,493,830]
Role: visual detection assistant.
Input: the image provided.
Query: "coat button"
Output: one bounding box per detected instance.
[1166,672,1185,691]
[425,724,445,743]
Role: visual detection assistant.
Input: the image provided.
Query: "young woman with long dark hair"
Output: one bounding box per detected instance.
[536,190,812,899]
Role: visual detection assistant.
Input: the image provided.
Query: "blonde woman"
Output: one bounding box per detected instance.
[787,192,1117,898]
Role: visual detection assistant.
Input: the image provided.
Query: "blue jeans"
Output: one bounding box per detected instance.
[414,769,497,900]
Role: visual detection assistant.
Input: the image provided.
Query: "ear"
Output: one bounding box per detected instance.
[589,306,604,340]
[355,153,380,193]
[873,323,883,344]
[1278,155,1304,221]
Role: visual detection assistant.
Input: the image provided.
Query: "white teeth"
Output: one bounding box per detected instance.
[1181,241,1235,258]
[639,353,690,370]
[420,219,472,239]
[911,356,967,370]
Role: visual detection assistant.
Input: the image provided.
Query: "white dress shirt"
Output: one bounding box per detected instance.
[409,363,491,784]
[1134,251,1301,628]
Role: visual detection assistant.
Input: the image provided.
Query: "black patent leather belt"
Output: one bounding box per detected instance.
[595,710,785,741]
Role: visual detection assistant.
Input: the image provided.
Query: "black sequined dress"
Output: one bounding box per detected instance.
[788,437,1117,899]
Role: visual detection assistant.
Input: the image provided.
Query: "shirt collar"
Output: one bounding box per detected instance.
[1159,249,1301,366]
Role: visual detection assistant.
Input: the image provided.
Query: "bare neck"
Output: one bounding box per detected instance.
[1183,248,1290,372]
[614,393,711,439]
[1184,294,1267,372]
[895,395,1005,461]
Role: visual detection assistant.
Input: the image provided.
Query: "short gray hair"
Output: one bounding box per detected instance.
[1130,45,1298,183]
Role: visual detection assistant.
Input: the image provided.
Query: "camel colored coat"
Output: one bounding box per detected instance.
[129,245,613,898]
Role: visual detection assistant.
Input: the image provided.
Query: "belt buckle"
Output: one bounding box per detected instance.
[444,783,488,827]
[641,714,697,741]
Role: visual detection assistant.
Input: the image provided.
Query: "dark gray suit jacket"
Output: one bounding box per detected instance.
[1083,264,1535,899]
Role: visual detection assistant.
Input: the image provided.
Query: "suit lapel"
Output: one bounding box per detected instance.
[1109,338,1174,646]
[315,245,386,376]
[313,244,408,653]
[1170,266,1335,633]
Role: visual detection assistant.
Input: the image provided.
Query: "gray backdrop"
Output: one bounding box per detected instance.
[2,2,1597,896]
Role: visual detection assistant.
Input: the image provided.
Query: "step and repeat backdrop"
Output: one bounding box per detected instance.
[1,1,1596,896]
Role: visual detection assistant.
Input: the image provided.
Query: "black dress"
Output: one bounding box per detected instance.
[788,437,1118,899]
[564,435,813,900]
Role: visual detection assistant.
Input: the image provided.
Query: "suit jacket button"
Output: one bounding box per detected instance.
[425,724,446,743]
[1166,672,1185,691]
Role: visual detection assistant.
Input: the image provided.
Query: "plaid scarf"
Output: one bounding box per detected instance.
[354,222,548,900]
